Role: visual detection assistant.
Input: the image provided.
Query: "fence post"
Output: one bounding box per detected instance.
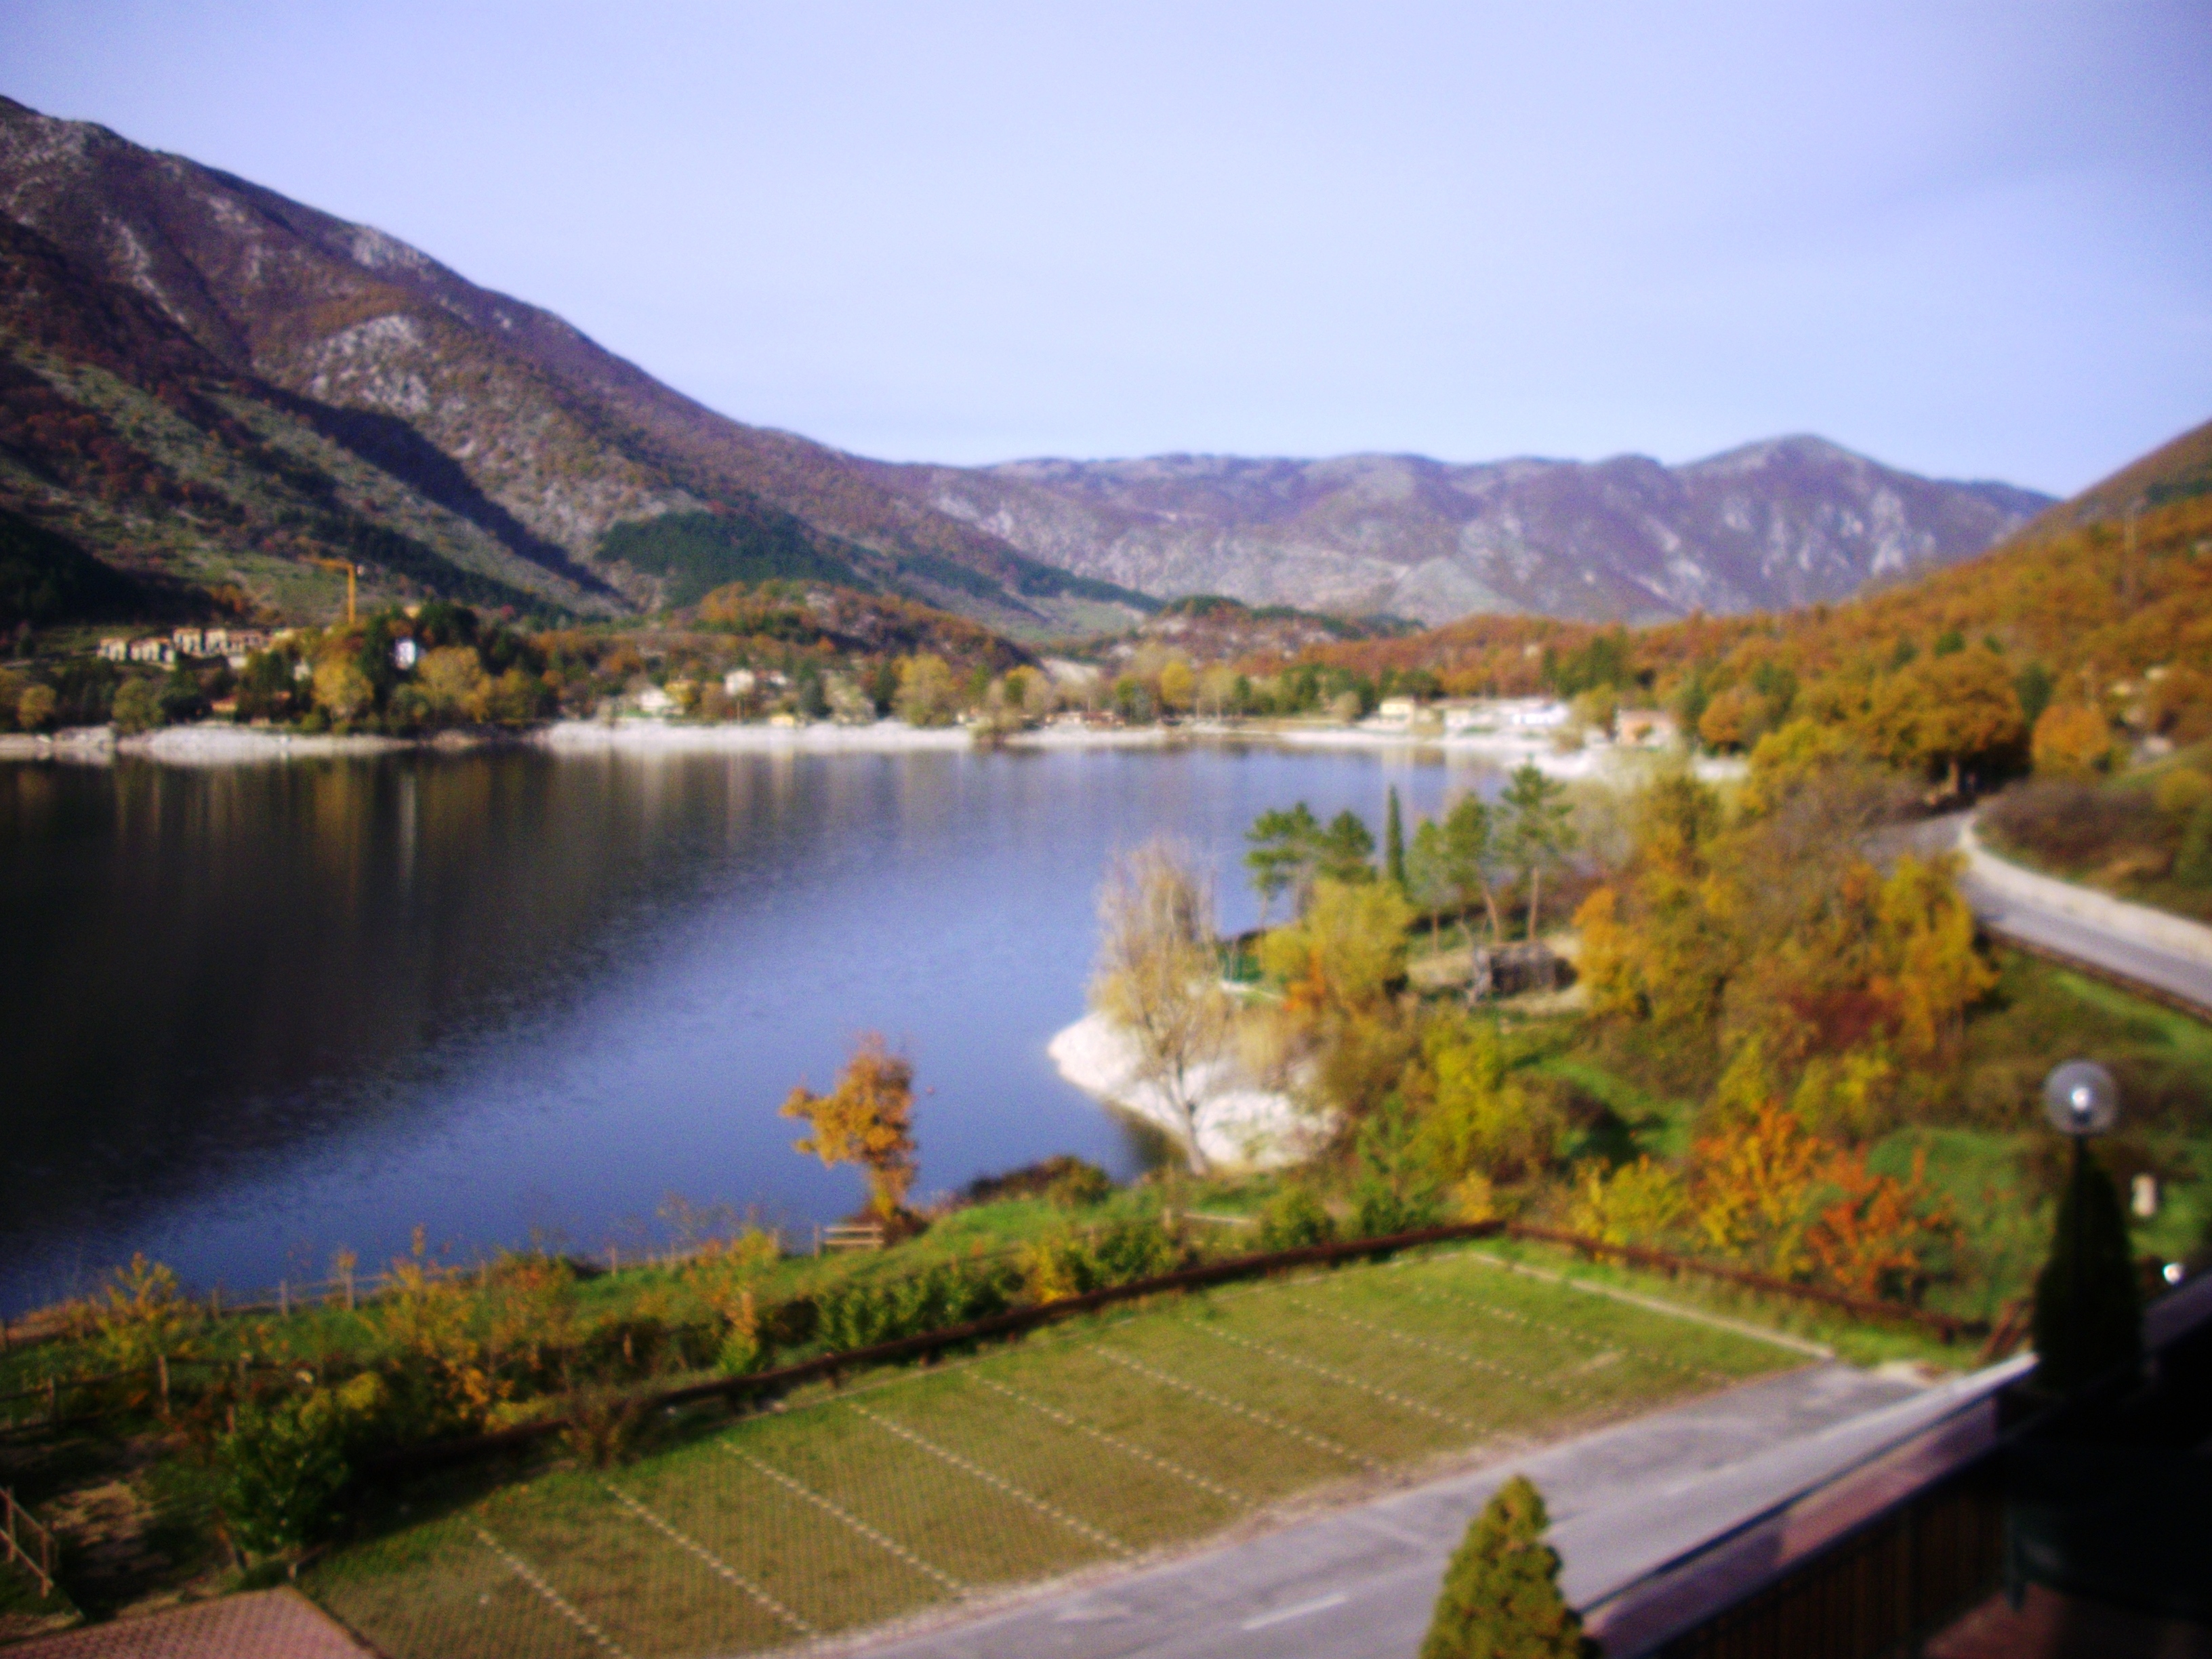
[344,1262,355,1311]
[279,1279,289,1317]
[155,1353,169,1418]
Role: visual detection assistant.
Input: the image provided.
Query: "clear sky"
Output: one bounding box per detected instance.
[4,2,2207,493]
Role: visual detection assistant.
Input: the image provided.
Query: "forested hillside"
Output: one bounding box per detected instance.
[1272,426,2212,786]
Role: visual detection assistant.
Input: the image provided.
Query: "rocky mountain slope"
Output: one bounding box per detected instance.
[0,94,2051,635]
[882,443,2051,626]
[0,96,1146,633]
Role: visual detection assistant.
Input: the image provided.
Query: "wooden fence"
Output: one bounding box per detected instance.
[0,1217,1985,1444]
[0,1486,56,1599]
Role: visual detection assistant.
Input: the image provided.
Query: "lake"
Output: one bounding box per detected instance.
[0,740,1504,1315]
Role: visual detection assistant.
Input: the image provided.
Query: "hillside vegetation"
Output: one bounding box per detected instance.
[1273,456,2212,787]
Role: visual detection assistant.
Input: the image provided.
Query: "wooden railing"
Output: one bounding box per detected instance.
[0,1486,56,1599]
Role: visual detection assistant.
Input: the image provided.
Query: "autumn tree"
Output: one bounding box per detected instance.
[2030,703,2116,778]
[1157,655,1197,714]
[313,657,375,724]
[1090,840,1234,1174]
[1862,647,2025,794]
[1258,878,1412,1026]
[781,1034,920,1218]
[895,654,957,726]
[12,680,54,731]
[1421,1475,1591,1659]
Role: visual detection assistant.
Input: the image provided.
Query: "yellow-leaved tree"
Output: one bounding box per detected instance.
[781,1035,920,1218]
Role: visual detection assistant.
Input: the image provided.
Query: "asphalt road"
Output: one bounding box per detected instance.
[1905,808,2212,1014]
[1957,866,2212,1014]
[840,1361,1925,1659]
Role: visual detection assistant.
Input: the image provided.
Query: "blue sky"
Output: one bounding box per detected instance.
[4,2,2207,492]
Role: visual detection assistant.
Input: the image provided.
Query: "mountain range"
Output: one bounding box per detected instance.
[0,95,2056,634]
[880,445,2051,626]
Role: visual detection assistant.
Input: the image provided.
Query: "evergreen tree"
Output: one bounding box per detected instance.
[1386,787,1408,891]
[1245,802,1324,924]
[1421,1475,1589,1659]
[1499,764,1576,940]
[1317,808,1378,886]
[2030,1145,2141,1395]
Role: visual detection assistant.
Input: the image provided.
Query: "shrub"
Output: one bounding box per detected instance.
[1566,1157,1689,1251]
[2031,1147,2141,1395]
[1351,1179,1441,1240]
[1420,1475,1591,1658]
[216,1376,384,1555]
[1086,1214,1185,1284]
[1984,780,2166,870]
[1257,1187,1336,1252]
[2179,800,2212,888]
[562,1389,653,1469]
[110,676,161,734]
[14,682,56,731]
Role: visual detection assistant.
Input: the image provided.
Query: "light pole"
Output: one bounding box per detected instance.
[2039,1061,2125,1395]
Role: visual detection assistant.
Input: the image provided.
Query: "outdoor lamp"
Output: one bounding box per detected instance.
[2042,1061,2118,1139]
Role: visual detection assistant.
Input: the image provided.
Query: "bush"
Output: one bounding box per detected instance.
[110,676,161,734]
[1351,1179,1441,1240]
[216,1376,384,1555]
[1257,1187,1336,1252]
[1421,1475,1591,1658]
[14,682,55,731]
[1984,780,2167,870]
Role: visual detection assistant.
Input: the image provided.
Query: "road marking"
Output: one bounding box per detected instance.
[723,1443,968,1594]
[1286,1294,1597,1400]
[852,1403,1133,1557]
[600,1483,815,1635]
[1191,1320,1483,1432]
[474,1524,633,1657]
[1460,1251,1834,1358]
[1399,1279,1736,1384]
[1241,1590,1349,1631]
[1097,1347,1377,1470]
[971,1374,1248,1506]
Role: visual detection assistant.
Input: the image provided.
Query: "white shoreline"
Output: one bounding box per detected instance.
[2,714,1741,782]
[1046,1010,1322,1171]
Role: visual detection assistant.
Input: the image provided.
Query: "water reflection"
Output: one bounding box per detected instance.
[0,743,1494,1313]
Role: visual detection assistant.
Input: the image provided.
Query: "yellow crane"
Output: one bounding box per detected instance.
[308,558,361,626]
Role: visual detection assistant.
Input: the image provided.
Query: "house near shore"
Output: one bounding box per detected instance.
[1443,697,1570,735]
[126,636,175,665]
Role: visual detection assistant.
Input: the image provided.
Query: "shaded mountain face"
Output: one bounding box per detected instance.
[884,442,2051,625]
[0,97,1147,632]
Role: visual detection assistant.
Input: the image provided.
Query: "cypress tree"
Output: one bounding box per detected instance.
[2030,1145,2141,1395]
[1421,1475,1590,1659]
[1386,786,1408,892]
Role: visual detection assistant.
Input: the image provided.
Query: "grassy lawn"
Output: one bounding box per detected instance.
[306,1246,1799,1658]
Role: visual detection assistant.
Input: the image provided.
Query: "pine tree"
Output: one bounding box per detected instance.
[1386,786,1408,892]
[1421,1475,1590,1659]
[2030,1145,2141,1395]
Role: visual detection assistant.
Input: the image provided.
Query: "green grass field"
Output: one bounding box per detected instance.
[306,1248,1801,1658]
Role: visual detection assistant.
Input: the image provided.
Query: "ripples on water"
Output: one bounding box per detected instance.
[0,743,1502,1313]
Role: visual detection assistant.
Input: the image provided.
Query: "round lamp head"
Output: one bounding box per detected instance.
[2043,1061,2119,1137]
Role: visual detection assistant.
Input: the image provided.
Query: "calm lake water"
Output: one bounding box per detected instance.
[0,742,1502,1315]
